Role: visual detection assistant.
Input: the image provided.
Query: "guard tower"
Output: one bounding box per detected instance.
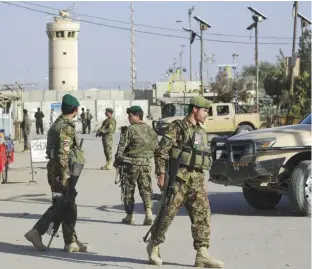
[46,10,80,91]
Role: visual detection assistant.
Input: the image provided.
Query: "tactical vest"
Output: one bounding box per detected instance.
[46,115,85,178]
[46,116,79,159]
[170,120,210,170]
[125,123,158,159]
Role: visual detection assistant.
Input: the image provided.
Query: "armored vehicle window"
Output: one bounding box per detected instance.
[208,107,213,116]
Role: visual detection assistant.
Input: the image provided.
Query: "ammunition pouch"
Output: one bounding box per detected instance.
[170,146,210,170]
[69,147,85,180]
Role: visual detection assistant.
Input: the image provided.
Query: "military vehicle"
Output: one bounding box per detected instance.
[152,102,262,136]
[209,113,311,216]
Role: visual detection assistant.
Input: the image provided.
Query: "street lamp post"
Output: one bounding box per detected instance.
[193,16,212,96]
[246,7,267,110]
[188,6,195,81]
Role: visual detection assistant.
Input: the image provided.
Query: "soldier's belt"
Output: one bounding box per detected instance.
[121,156,150,165]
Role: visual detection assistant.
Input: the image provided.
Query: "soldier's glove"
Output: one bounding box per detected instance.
[95,131,101,138]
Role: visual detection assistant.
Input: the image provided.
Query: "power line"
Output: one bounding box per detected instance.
[1,1,297,45]
[21,1,296,40]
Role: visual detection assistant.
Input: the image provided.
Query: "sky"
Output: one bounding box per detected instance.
[0,0,311,90]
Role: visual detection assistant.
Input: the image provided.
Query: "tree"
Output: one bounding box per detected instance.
[241,61,278,89]
[211,69,252,103]
[298,29,311,77]
[263,49,289,100]
[210,70,233,102]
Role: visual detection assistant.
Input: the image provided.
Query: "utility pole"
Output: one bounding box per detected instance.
[289,1,298,95]
[232,53,239,101]
[188,6,195,81]
[130,1,136,94]
[246,7,267,109]
[255,22,259,106]
[200,27,204,96]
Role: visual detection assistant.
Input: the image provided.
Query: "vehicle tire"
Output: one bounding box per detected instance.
[242,187,282,209]
[288,160,311,216]
[236,125,254,134]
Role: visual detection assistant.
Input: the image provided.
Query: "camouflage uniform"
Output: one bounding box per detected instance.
[97,109,116,170]
[25,94,87,253]
[86,109,93,134]
[80,109,87,134]
[114,106,158,225]
[21,109,32,151]
[146,97,224,268]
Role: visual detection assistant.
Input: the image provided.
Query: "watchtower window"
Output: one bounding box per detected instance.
[62,81,66,84]
[56,31,65,38]
[63,52,67,55]
[68,31,75,38]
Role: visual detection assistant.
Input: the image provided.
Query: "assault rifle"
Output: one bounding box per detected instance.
[46,138,84,248]
[143,154,181,242]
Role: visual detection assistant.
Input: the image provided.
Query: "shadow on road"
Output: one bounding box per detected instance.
[0,212,148,226]
[0,241,191,268]
[99,191,298,217]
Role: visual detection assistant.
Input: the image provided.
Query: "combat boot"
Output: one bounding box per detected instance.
[64,241,88,253]
[100,164,107,170]
[105,161,113,170]
[143,208,153,226]
[122,214,134,224]
[147,241,162,265]
[195,247,224,268]
[24,229,47,251]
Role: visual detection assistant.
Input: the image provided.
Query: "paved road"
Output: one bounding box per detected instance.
[0,133,310,269]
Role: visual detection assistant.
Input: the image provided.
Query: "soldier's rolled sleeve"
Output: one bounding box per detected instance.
[58,124,74,184]
[154,122,178,176]
[115,129,131,161]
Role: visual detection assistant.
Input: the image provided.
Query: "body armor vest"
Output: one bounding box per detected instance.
[125,123,158,159]
[46,116,78,159]
[170,120,210,170]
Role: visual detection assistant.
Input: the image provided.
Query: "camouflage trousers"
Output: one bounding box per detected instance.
[33,160,78,245]
[102,135,113,163]
[150,171,211,250]
[123,164,153,214]
[33,195,78,245]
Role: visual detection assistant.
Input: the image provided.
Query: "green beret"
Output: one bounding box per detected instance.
[106,108,114,113]
[127,106,143,114]
[62,94,80,107]
[190,96,211,109]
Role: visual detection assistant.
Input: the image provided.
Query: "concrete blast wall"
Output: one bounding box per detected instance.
[23,99,149,137]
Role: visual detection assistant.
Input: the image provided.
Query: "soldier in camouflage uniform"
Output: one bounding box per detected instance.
[80,108,87,134]
[21,109,32,151]
[113,106,158,225]
[86,109,93,134]
[24,94,88,253]
[146,97,224,268]
[96,108,116,170]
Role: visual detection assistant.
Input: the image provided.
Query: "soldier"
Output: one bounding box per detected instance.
[96,108,116,170]
[80,108,87,134]
[86,109,93,134]
[113,106,158,225]
[20,109,32,152]
[146,96,224,268]
[24,94,88,253]
[34,107,44,135]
